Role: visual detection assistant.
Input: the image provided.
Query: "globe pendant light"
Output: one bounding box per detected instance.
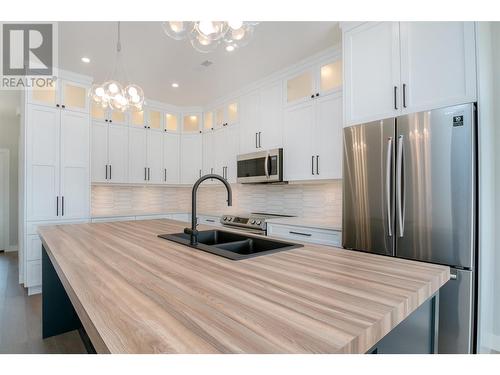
[91,22,145,112]
[162,21,258,53]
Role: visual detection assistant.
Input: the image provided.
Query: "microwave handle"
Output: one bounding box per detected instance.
[264,152,270,179]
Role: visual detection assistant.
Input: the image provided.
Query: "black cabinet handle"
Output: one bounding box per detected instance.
[61,105,66,109]
[394,86,398,110]
[402,83,407,108]
[255,133,258,148]
[56,104,60,108]
[199,169,202,178]
[164,168,167,182]
[310,94,314,99]
[311,156,315,175]
[56,196,59,216]
[316,93,319,97]
[144,167,147,181]
[109,120,112,123]
[148,167,150,181]
[109,165,112,180]
[206,219,216,223]
[258,132,262,148]
[316,155,319,175]
[105,119,108,122]
[105,165,108,180]
[289,231,312,237]
[61,196,65,216]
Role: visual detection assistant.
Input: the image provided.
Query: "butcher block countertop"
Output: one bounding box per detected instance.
[38,219,449,354]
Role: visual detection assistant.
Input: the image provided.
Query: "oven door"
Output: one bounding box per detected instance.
[237,148,283,183]
[221,224,267,236]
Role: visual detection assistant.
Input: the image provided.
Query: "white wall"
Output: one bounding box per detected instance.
[0,91,21,250]
[476,21,500,353]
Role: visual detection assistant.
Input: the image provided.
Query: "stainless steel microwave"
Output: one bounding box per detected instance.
[237,148,284,183]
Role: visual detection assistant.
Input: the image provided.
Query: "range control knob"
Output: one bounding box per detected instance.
[250,219,256,224]
[256,220,262,225]
[223,217,228,221]
[228,217,232,221]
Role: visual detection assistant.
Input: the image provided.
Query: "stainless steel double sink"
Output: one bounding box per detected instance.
[158,229,303,260]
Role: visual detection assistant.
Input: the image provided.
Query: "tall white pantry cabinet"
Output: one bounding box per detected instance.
[19,71,92,295]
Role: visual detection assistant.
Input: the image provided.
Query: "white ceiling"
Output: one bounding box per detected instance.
[58,22,340,107]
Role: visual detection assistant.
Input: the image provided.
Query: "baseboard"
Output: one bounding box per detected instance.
[6,245,18,252]
[28,285,42,296]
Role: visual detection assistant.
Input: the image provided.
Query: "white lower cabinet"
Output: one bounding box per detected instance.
[128,127,148,183]
[197,215,221,227]
[170,213,191,223]
[147,131,164,184]
[267,223,341,247]
[180,133,202,184]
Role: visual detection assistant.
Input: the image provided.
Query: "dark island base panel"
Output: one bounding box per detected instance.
[42,246,96,354]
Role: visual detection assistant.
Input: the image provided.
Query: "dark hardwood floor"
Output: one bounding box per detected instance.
[0,251,86,353]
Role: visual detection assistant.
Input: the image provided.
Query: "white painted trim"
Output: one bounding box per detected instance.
[0,149,10,251]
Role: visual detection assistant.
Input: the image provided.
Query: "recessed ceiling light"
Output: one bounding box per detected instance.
[171,83,179,88]
[81,57,90,63]
[225,45,235,52]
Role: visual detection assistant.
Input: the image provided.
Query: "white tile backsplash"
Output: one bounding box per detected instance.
[91,181,343,226]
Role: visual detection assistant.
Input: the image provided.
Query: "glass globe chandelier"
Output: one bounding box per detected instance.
[91,22,145,112]
[162,21,259,53]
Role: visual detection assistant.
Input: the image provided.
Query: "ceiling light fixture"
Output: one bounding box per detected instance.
[162,21,258,53]
[171,83,179,88]
[90,22,145,112]
[81,57,90,63]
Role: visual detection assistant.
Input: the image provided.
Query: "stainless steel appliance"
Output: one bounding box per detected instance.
[342,103,477,354]
[237,148,283,184]
[220,212,293,235]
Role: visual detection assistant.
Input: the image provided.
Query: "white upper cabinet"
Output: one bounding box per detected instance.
[147,108,163,131]
[313,93,343,179]
[399,22,477,113]
[214,101,239,128]
[180,133,202,184]
[343,22,401,126]
[285,69,315,106]
[182,113,201,133]
[165,112,180,133]
[147,131,164,183]
[163,133,180,184]
[91,121,109,183]
[239,91,261,154]
[128,127,148,183]
[27,78,89,113]
[107,124,129,183]
[130,110,146,128]
[343,21,477,126]
[202,131,215,176]
[259,82,283,150]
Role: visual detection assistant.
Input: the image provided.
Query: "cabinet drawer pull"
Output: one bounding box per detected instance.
[105,165,108,180]
[109,165,112,180]
[56,196,59,216]
[394,86,398,110]
[402,83,407,108]
[205,219,215,223]
[311,156,315,175]
[62,196,65,216]
[316,155,319,175]
[289,231,312,237]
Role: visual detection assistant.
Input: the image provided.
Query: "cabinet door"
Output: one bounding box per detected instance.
[163,133,180,184]
[148,109,163,131]
[165,112,179,133]
[91,121,109,183]
[314,93,343,180]
[400,22,476,113]
[27,80,57,107]
[318,59,342,96]
[182,114,201,133]
[285,69,315,106]
[343,22,401,125]
[215,107,225,128]
[283,102,315,181]
[259,82,283,149]
[130,110,145,128]
[223,125,240,183]
[108,124,129,183]
[239,91,260,153]
[202,131,215,175]
[213,129,226,177]
[227,102,239,126]
[128,127,148,183]
[26,105,61,221]
[180,134,202,184]
[60,80,89,113]
[147,131,163,184]
[60,110,90,219]
[109,109,128,125]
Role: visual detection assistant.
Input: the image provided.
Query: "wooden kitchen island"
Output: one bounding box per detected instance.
[38,219,449,354]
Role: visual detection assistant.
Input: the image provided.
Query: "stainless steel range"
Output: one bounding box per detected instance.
[220,212,293,235]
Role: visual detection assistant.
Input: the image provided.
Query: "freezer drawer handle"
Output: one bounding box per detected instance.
[386,137,393,237]
[396,135,406,237]
[450,274,457,280]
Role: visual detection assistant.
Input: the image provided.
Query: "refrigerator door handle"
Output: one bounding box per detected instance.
[386,137,393,237]
[396,135,405,237]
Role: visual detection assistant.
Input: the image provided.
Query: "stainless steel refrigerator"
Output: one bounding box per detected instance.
[342,103,477,354]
